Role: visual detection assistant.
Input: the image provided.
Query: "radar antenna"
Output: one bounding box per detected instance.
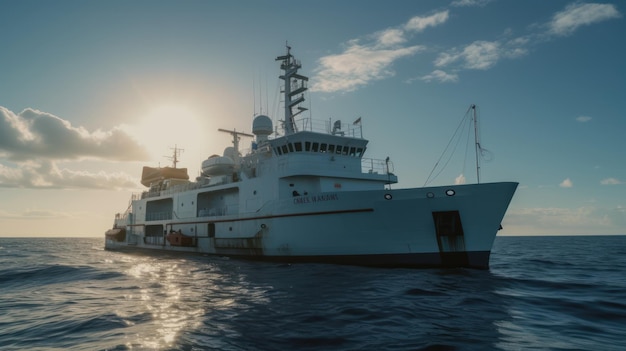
[276,44,309,135]
[165,145,184,168]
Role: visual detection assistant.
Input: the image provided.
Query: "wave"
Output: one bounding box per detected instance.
[0,264,125,288]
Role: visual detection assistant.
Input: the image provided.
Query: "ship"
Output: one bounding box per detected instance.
[104,46,518,269]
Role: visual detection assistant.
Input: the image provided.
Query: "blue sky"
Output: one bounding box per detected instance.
[0,0,624,236]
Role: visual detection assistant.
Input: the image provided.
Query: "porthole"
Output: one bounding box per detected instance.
[384,194,393,200]
[427,192,435,198]
[445,189,456,196]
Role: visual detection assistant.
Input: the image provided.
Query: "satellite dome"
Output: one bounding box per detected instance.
[223,147,237,159]
[252,115,273,136]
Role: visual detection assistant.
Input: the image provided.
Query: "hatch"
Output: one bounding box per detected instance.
[432,210,468,266]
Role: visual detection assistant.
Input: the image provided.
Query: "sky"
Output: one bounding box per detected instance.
[1,0,624,237]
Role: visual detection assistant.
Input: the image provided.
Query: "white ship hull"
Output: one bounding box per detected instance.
[105,182,517,268]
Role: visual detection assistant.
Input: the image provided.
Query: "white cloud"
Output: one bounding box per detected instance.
[451,0,493,7]
[434,38,528,72]
[0,106,147,190]
[560,178,573,188]
[312,42,425,93]
[420,69,459,83]
[376,28,407,46]
[462,40,501,70]
[311,10,449,93]
[576,116,592,123]
[0,106,150,161]
[0,160,139,189]
[549,3,621,36]
[601,178,623,185]
[404,11,449,32]
[0,208,73,220]
[501,206,623,235]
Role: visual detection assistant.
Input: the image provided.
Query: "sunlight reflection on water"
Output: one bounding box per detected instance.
[121,257,206,349]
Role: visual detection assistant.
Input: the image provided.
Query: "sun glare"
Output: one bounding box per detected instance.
[134,104,210,175]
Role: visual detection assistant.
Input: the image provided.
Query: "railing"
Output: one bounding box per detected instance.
[288,117,363,139]
[361,158,394,175]
[139,181,204,200]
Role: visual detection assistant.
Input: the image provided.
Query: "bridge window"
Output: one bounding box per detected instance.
[312,142,319,152]
[294,142,302,152]
[288,143,294,153]
[328,145,335,153]
[320,144,328,153]
[305,141,311,151]
[281,145,288,154]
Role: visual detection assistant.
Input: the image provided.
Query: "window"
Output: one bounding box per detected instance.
[356,148,364,157]
[335,145,342,154]
[305,141,311,151]
[288,143,294,153]
[294,142,302,152]
[320,144,328,152]
[349,147,356,157]
[312,142,319,152]
[328,145,335,153]
[281,145,288,154]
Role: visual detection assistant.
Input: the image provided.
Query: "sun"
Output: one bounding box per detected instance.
[134,104,210,174]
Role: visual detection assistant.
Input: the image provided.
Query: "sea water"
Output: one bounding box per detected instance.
[1,235,625,351]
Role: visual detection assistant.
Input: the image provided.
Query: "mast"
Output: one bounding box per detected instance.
[276,44,308,135]
[218,129,254,164]
[472,104,480,184]
[166,145,184,168]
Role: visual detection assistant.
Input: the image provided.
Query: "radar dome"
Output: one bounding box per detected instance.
[253,115,273,136]
[223,147,237,160]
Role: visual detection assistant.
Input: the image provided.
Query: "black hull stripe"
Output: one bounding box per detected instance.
[129,208,374,227]
[104,246,492,269]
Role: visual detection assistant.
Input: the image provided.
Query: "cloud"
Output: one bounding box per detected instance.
[560,178,573,188]
[0,106,147,190]
[434,39,528,72]
[0,106,150,162]
[404,11,449,32]
[501,205,624,235]
[0,160,139,189]
[450,0,493,7]
[601,178,623,185]
[549,3,621,36]
[0,208,72,220]
[311,11,449,93]
[419,69,459,83]
[576,116,592,123]
[314,2,620,90]
[423,2,618,84]
[312,44,424,93]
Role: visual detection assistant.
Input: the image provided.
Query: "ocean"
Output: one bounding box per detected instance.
[1,236,625,351]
